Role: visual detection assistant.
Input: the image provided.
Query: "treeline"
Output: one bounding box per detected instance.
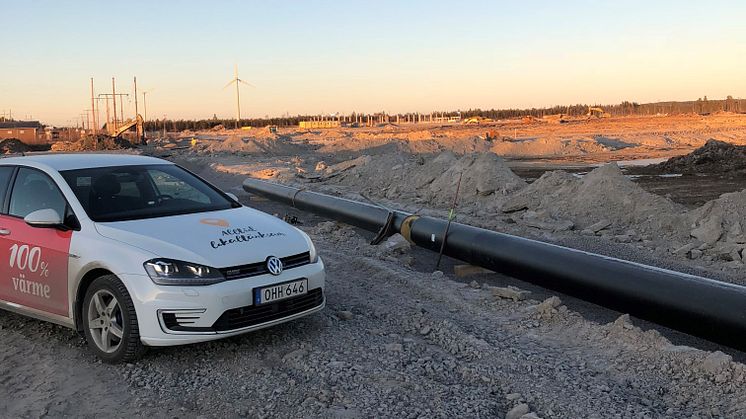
[460,96,746,119]
[143,116,312,132]
[142,96,746,132]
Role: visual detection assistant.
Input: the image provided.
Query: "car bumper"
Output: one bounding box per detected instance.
[120,258,326,346]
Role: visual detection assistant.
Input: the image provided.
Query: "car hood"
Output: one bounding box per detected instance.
[94,207,309,268]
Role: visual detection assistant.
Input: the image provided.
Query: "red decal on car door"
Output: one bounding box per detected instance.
[0,215,72,317]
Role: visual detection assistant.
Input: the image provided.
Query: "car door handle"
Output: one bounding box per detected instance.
[0,228,10,236]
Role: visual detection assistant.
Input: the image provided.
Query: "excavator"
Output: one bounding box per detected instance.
[112,114,145,138]
[586,107,611,118]
[103,114,146,144]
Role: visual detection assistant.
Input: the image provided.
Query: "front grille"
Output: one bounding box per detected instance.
[212,288,324,331]
[219,252,311,280]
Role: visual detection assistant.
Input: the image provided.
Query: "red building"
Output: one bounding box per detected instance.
[0,121,44,144]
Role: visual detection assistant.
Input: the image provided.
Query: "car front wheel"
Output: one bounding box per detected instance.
[82,275,145,363]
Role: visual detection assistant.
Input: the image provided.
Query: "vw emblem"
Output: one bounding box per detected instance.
[266,256,283,276]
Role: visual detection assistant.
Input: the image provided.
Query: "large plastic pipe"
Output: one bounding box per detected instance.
[243,178,746,349]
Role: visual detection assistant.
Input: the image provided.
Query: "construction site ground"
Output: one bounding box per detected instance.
[3,113,746,418]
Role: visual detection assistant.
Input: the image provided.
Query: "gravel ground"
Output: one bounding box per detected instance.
[2,158,746,418]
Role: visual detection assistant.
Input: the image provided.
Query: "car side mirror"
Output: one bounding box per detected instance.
[24,208,64,228]
[225,192,239,202]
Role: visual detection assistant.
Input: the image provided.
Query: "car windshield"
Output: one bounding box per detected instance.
[61,164,236,222]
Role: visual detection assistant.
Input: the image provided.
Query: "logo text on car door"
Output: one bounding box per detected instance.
[9,244,51,299]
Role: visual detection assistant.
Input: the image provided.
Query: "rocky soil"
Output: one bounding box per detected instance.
[4,179,746,417]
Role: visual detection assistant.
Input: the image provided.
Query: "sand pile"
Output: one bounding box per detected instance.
[502,163,687,235]
[641,139,746,174]
[320,151,526,208]
[316,136,492,155]
[206,135,309,156]
[427,152,526,203]
[490,137,612,157]
[405,130,435,140]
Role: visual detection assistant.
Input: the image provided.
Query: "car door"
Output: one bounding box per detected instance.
[0,167,74,317]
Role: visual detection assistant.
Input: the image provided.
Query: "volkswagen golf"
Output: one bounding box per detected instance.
[0,154,325,363]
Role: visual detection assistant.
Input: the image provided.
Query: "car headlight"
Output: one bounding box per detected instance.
[308,238,318,263]
[296,229,319,263]
[143,259,225,285]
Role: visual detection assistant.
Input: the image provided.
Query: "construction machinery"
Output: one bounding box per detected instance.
[587,107,611,118]
[112,114,144,138]
[463,116,494,125]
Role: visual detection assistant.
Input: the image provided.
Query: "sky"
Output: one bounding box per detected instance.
[1,0,745,126]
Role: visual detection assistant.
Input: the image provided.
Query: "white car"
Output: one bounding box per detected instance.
[0,154,325,362]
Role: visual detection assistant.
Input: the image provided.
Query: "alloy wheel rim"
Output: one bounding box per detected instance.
[87,290,124,353]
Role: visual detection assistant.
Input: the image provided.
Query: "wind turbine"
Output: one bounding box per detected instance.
[224,65,254,129]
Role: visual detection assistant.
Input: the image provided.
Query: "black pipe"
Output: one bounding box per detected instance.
[244,178,746,350]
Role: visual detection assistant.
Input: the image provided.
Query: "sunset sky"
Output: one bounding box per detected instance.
[2,0,745,126]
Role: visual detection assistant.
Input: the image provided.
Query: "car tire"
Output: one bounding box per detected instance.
[82,275,146,363]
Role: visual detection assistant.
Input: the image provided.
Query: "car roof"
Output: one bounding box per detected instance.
[0,153,173,172]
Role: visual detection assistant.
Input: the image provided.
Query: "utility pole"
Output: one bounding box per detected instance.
[84,109,94,134]
[94,97,106,139]
[133,76,141,142]
[142,91,148,122]
[142,91,148,137]
[141,89,155,139]
[119,94,124,124]
[102,95,111,134]
[112,77,118,131]
[90,78,97,135]
[95,97,101,134]
[133,77,139,118]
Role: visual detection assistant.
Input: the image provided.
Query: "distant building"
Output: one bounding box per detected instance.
[44,126,61,141]
[299,120,341,129]
[0,121,44,144]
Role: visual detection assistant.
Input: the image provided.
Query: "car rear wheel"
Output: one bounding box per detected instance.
[82,275,145,363]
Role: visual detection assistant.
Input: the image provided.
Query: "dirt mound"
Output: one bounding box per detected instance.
[51,135,135,152]
[687,190,746,257]
[641,139,746,174]
[316,136,493,156]
[490,137,612,157]
[319,151,525,209]
[502,163,686,235]
[404,130,434,140]
[428,152,526,201]
[206,135,310,156]
[0,138,30,154]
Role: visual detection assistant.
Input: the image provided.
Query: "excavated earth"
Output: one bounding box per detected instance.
[634,139,746,175]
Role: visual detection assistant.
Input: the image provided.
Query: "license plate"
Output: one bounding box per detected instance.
[254,279,308,305]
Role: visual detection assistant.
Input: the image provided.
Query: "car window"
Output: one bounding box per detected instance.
[61,164,235,222]
[9,168,67,219]
[0,166,15,210]
[149,169,211,204]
